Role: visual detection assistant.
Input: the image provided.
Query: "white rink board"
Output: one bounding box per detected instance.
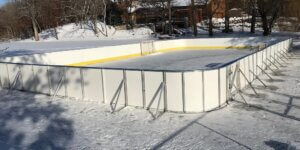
[253,53,258,76]
[166,72,183,112]
[249,55,254,82]
[65,68,83,99]
[244,57,250,87]
[144,71,164,110]
[184,72,204,112]
[203,70,219,111]
[239,59,247,89]
[220,68,227,105]
[20,65,36,92]
[126,71,143,108]
[257,52,263,75]
[0,63,9,88]
[7,64,22,90]
[32,66,50,94]
[48,67,66,97]
[82,68,103,102]
[103,70,125,106]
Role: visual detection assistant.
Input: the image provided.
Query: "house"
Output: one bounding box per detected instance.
[131,0,226,27]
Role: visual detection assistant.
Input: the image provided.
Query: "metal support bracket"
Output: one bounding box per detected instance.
[51,74,65,100]
[110,79,125,113]
[267,58,280,69]
[257,65,273,81]
[270,56,284,67]
[7,70,21,94]
[249,70,267,88]
[146,82,165,120]
[239,69,258,96]
[263,62,277,74]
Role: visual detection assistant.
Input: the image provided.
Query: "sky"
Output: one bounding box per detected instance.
[0,0,6,6]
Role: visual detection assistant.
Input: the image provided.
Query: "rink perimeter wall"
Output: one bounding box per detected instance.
[0,38,293,113]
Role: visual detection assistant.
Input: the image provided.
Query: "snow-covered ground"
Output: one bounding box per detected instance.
[0,40,299,149]
[91,49,252,71]
[28,23,153,42]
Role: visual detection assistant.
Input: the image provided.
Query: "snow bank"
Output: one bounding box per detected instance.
[26,22,153,42]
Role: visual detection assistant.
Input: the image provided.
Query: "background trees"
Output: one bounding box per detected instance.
[0,0,299,40]
[257,0,285,36]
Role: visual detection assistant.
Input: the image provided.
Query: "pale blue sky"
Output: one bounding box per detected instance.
[0,0,6,6]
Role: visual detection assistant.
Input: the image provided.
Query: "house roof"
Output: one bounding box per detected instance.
[130,0,211,13]
[173,0,212,6]
[173,0,191,6]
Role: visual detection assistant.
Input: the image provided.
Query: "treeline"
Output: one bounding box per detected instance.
[0,0,121,41]
[0,0,299,41]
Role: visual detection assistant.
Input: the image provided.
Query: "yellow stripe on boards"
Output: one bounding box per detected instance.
[67,45,250,67]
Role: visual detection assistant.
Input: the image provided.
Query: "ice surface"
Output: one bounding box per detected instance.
[91,49,253,71]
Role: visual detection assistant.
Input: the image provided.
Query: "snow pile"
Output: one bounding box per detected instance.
[34,22,153,41]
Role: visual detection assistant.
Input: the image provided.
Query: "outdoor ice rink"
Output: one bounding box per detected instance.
[90,49,253,71]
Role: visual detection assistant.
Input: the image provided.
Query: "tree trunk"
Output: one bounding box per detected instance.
[54,27,58,40]
[191,0,198,37]
[32,18,40,41]
[250,8,256,33]
[224,0,230,33]
[103,0,108,37]
[208,16,213,36]
[261,14,270,36]
[168,0,172,35]
[224,14,230,33]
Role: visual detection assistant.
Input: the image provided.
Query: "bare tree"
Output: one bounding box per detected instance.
[257,0,284,36]
[191,0,197,36]
[224,0,230,33]
[198,0,224,36]
[249,0,257,33]
[16,0,42,41]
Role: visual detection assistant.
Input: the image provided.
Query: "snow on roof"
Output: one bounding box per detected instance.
[172,0,191,6]
[172,0,212,7]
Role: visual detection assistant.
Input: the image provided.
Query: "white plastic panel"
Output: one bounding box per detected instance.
[32,66,50,94]
[203,70,219,111]
[103,69,125,106]
[220,68,227,105]
[126,71,143,108]
[239,59,247,89]
[82,68,103,102]
[263,49,267,68]
[21,65,36,92]
[184,71,203,112]
[48,67,66,97]
[65,67,83,99]
[273,46,277,59]
[253,53,258,76]
[257,51,263,75]
[144,71,164,110]
[244,56,250,87]
[166,72,183,112]
[7,64,22,90]
[249,55,254,82]
[0,63,10,88]
[230,62,238,93]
